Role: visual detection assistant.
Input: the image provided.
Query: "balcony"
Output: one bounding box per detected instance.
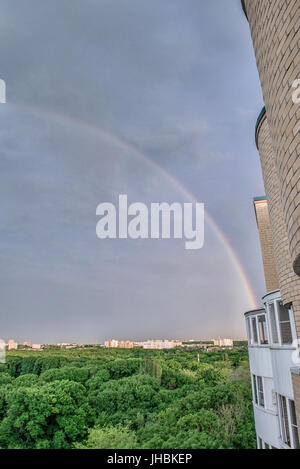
[245,290,300,448]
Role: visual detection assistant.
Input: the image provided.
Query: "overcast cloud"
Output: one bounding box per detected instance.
[0,0,266,344]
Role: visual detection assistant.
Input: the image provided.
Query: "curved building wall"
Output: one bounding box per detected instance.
[256,111,300,340]
[243,0,300,275]
[253,197,279,293]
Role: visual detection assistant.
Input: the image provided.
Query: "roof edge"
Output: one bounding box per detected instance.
[255,106,267,148]
[253,196,267,203]
[241,0,248,20]
[244,308,264,316]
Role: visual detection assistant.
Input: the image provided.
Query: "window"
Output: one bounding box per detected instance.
[253,375,264,407]
[278,301,293,344]
[253,374,258,404]
[257,376,264,407]
[278,396,300,449]
[246,317,252,344]
[289,400,300,449]
[278,394,291,447]
[268,302,278,344]
[251,317,258,344]
[258,314,268,344]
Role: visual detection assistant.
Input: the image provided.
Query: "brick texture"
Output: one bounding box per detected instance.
[253,198,279,293]
[256,114,300,339]
[244,0,300,275]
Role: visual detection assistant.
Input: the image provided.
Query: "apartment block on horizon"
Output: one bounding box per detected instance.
[213,338,233,347]
[32,344,42,350]
[242,0,300,449]
[7,339,17,350]
[105,339,182,350]
[140,339,182,349]
[118,341,134,349]
[104,339,119,348]
[105,339,135,348]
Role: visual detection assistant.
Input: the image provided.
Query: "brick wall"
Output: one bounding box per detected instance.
[244,0,300,275]
[256,113,300,339]
[253,197,279,293]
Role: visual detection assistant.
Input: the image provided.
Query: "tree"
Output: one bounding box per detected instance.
[76,425,137,449]
[0,380,92,448]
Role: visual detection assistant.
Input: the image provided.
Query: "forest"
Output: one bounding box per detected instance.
[0,346,256,449]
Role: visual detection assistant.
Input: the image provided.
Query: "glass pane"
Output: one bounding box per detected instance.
[258,315,268,344]
[278,301,292,344]
[253,374,258,404]
[252,317,258,344]
[246,317,251,343]
[257,376,264,407]
[269,303,278,344]
[280,395,291,446]
[278,301,289,321]
[289,400,300,449]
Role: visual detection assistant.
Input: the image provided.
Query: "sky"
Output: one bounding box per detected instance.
[0,0,266,344]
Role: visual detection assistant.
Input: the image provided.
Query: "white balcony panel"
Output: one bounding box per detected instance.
[271,348,295,399]
[248,346,273,377]
[253,405,281,449]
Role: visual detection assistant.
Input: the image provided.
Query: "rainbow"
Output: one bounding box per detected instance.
[7,101,258,309]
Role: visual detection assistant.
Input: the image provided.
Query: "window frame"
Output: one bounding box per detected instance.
[251,316,259,345]
[289,399,300,449]
[277,394,299,449]
[267,301,279,345]
[252,374,265,408]
[257,313,269,345]
[277,301,293,345]
[246,317,252,345]
[266,300,295,347]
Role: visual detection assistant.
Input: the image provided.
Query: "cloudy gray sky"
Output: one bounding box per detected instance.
[0,0,266,344]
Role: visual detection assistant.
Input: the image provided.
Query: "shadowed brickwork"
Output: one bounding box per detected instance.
[253,197,279,293]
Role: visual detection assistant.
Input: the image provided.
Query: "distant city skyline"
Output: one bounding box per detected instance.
[3,335,246,345]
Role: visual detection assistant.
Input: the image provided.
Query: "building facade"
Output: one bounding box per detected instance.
[242,0,300,275]
[137,340,182,350]
[7,339,17,350]
[104,339,119,348]
[253,196,279,293]
[118,341,134,349]
[245,113,300,449]
[213,338,233,347]
[242,0,300,448]
[245,292,299,449]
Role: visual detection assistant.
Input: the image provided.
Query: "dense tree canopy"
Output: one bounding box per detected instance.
[0,347,256,449]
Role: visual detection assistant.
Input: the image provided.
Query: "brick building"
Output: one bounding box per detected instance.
[242,0,300,449]
[242,0,300,275]
[253,195,279,293]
